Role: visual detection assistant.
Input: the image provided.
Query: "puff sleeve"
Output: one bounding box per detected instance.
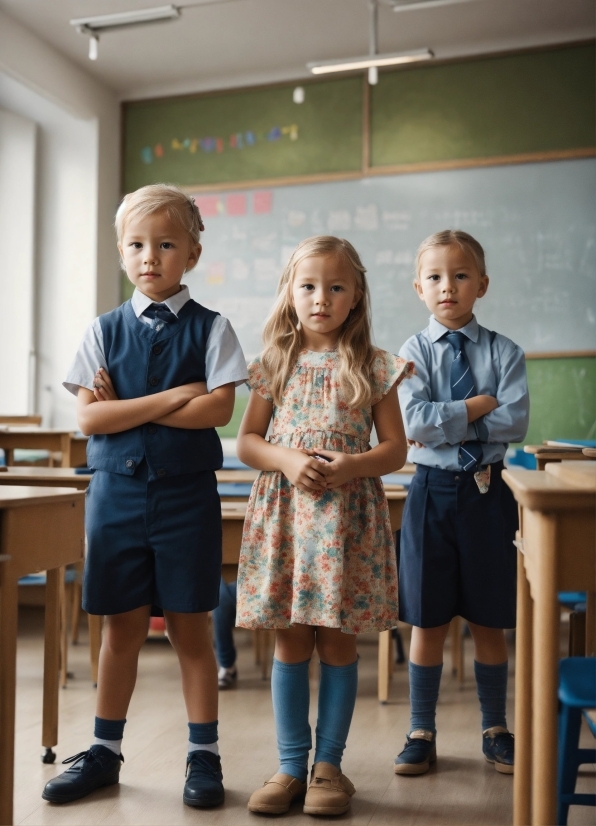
[246,357,273,402]
[370,350,415,406]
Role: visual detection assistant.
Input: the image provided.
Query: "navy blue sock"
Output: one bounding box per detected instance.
[474,660,508,731]
[409,662,443,734]
[94,716,126,741]
[93,717,126,755]
[314,660,358,769]
[188,721,219,755]
[272,658,311,782]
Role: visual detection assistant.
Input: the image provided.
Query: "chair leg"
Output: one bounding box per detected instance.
[557,703,582,826]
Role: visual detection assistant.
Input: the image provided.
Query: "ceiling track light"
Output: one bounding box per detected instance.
[389,0,479,10]
[307,48,434,76]
[71,5,181,59]
[307,0,433,84]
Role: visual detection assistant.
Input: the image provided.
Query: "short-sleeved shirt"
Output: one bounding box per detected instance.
[64,285,248,395]
[398,315,529,471]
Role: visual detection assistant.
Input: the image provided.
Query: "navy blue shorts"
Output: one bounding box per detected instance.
[398,461,517,629]
[83,462,222,615]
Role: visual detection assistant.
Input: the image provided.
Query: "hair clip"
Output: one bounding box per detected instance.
[190,196,205,232]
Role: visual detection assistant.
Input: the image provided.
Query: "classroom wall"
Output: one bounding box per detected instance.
[0,9,121,428]
[0,108,36,415]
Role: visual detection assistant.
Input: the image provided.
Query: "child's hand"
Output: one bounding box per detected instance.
[93,368,119,402]
[279,448,329,493]
[304,449,355,490]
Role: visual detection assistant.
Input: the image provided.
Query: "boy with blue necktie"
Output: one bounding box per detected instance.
[395,230,529,775]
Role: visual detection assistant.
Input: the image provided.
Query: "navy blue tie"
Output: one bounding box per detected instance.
[446,331,483,472]
[142,303,177,325]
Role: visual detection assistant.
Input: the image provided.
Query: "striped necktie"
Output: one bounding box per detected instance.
[446,331,483,472]
[142,303,178,326]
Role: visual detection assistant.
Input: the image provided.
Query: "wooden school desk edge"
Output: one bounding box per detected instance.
[503,468,595,826]
[0,486,85,826]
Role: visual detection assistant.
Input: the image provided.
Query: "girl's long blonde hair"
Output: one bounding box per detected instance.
[261,236,376,409]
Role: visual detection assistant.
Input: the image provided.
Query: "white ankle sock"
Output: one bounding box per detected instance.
[188,741,219,756]
[93,737,122,755]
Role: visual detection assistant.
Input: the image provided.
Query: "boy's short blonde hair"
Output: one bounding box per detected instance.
[115,183,204,244]
[415,229,487,279]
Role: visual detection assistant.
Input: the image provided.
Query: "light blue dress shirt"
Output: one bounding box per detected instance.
[398,315,529,471]
[64,285,248,395]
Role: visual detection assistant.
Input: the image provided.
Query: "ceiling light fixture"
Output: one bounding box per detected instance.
[71,5,181,59]
[307,48,433,76]
[308,0,433,84]
[390,0,479,11]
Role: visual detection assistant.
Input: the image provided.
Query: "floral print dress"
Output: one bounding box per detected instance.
[236,348,414,635]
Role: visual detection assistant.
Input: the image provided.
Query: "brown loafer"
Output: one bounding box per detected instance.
[247,773,307,814]
[303,762,355,816]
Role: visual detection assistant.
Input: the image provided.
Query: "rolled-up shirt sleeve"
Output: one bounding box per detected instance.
[398,336,468,448]
[480,340,529,444]
[63,319,107,396]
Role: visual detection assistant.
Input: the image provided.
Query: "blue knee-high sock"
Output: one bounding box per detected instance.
[272,658,311,782]
[314,660,358,769]
[474,660,508,731]
[409,662,443,734]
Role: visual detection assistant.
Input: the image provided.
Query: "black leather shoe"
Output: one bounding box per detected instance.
[42,745,124,803]
[183,750,224,808]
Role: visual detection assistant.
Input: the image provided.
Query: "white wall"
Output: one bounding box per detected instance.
[0,9,120,427]
[0,108,36,414]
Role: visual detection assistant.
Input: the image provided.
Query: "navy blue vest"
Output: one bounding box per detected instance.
[87,299,223,478]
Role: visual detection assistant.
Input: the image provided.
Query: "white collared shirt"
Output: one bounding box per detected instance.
[64,285,248,395]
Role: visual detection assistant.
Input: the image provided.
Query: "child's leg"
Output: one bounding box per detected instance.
[211,578,237,670]
[164,611,218,728]
[408,624,450,732]
[272,625,316,781]
[313,628,358,769]
[41,606,150,804]
[468,622,513,773]
[95,606,152,729]
[301,628,357,816]
[394,623,450,776]
[247,627,314,814]
[468,622,509,728]
[164,610,224,807]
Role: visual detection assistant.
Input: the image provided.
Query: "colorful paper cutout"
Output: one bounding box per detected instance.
[206,261,225,285]
[194,195,220,218]
[226,193,247,216]
[141,146,153,164]
[253,190,272,214]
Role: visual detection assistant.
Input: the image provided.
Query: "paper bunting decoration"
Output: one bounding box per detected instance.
[142,125,298,163]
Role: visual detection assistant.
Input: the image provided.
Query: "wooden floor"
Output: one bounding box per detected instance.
[13,608,595,825]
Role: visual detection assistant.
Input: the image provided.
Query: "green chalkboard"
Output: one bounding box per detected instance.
[371,44,596,167]
[123,77,363,191]
[524,357,596,446]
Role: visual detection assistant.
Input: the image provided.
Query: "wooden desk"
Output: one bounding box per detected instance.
[0,429,76,468]
[69,435,89,468]
[523,444,592,471]
[0,467,92,490]
[0,486,85,826]
[502,466,596,826]
[582,447,596,459]
[216,469,258,484]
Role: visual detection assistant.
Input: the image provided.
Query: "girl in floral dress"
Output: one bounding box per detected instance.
[237,236,412,817]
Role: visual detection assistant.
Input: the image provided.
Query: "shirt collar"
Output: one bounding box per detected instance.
[429,314,479,343]
[131,284,191,319]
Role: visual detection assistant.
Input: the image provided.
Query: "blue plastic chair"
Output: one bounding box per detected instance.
[506,447,537,470]
[557,657,596,825]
